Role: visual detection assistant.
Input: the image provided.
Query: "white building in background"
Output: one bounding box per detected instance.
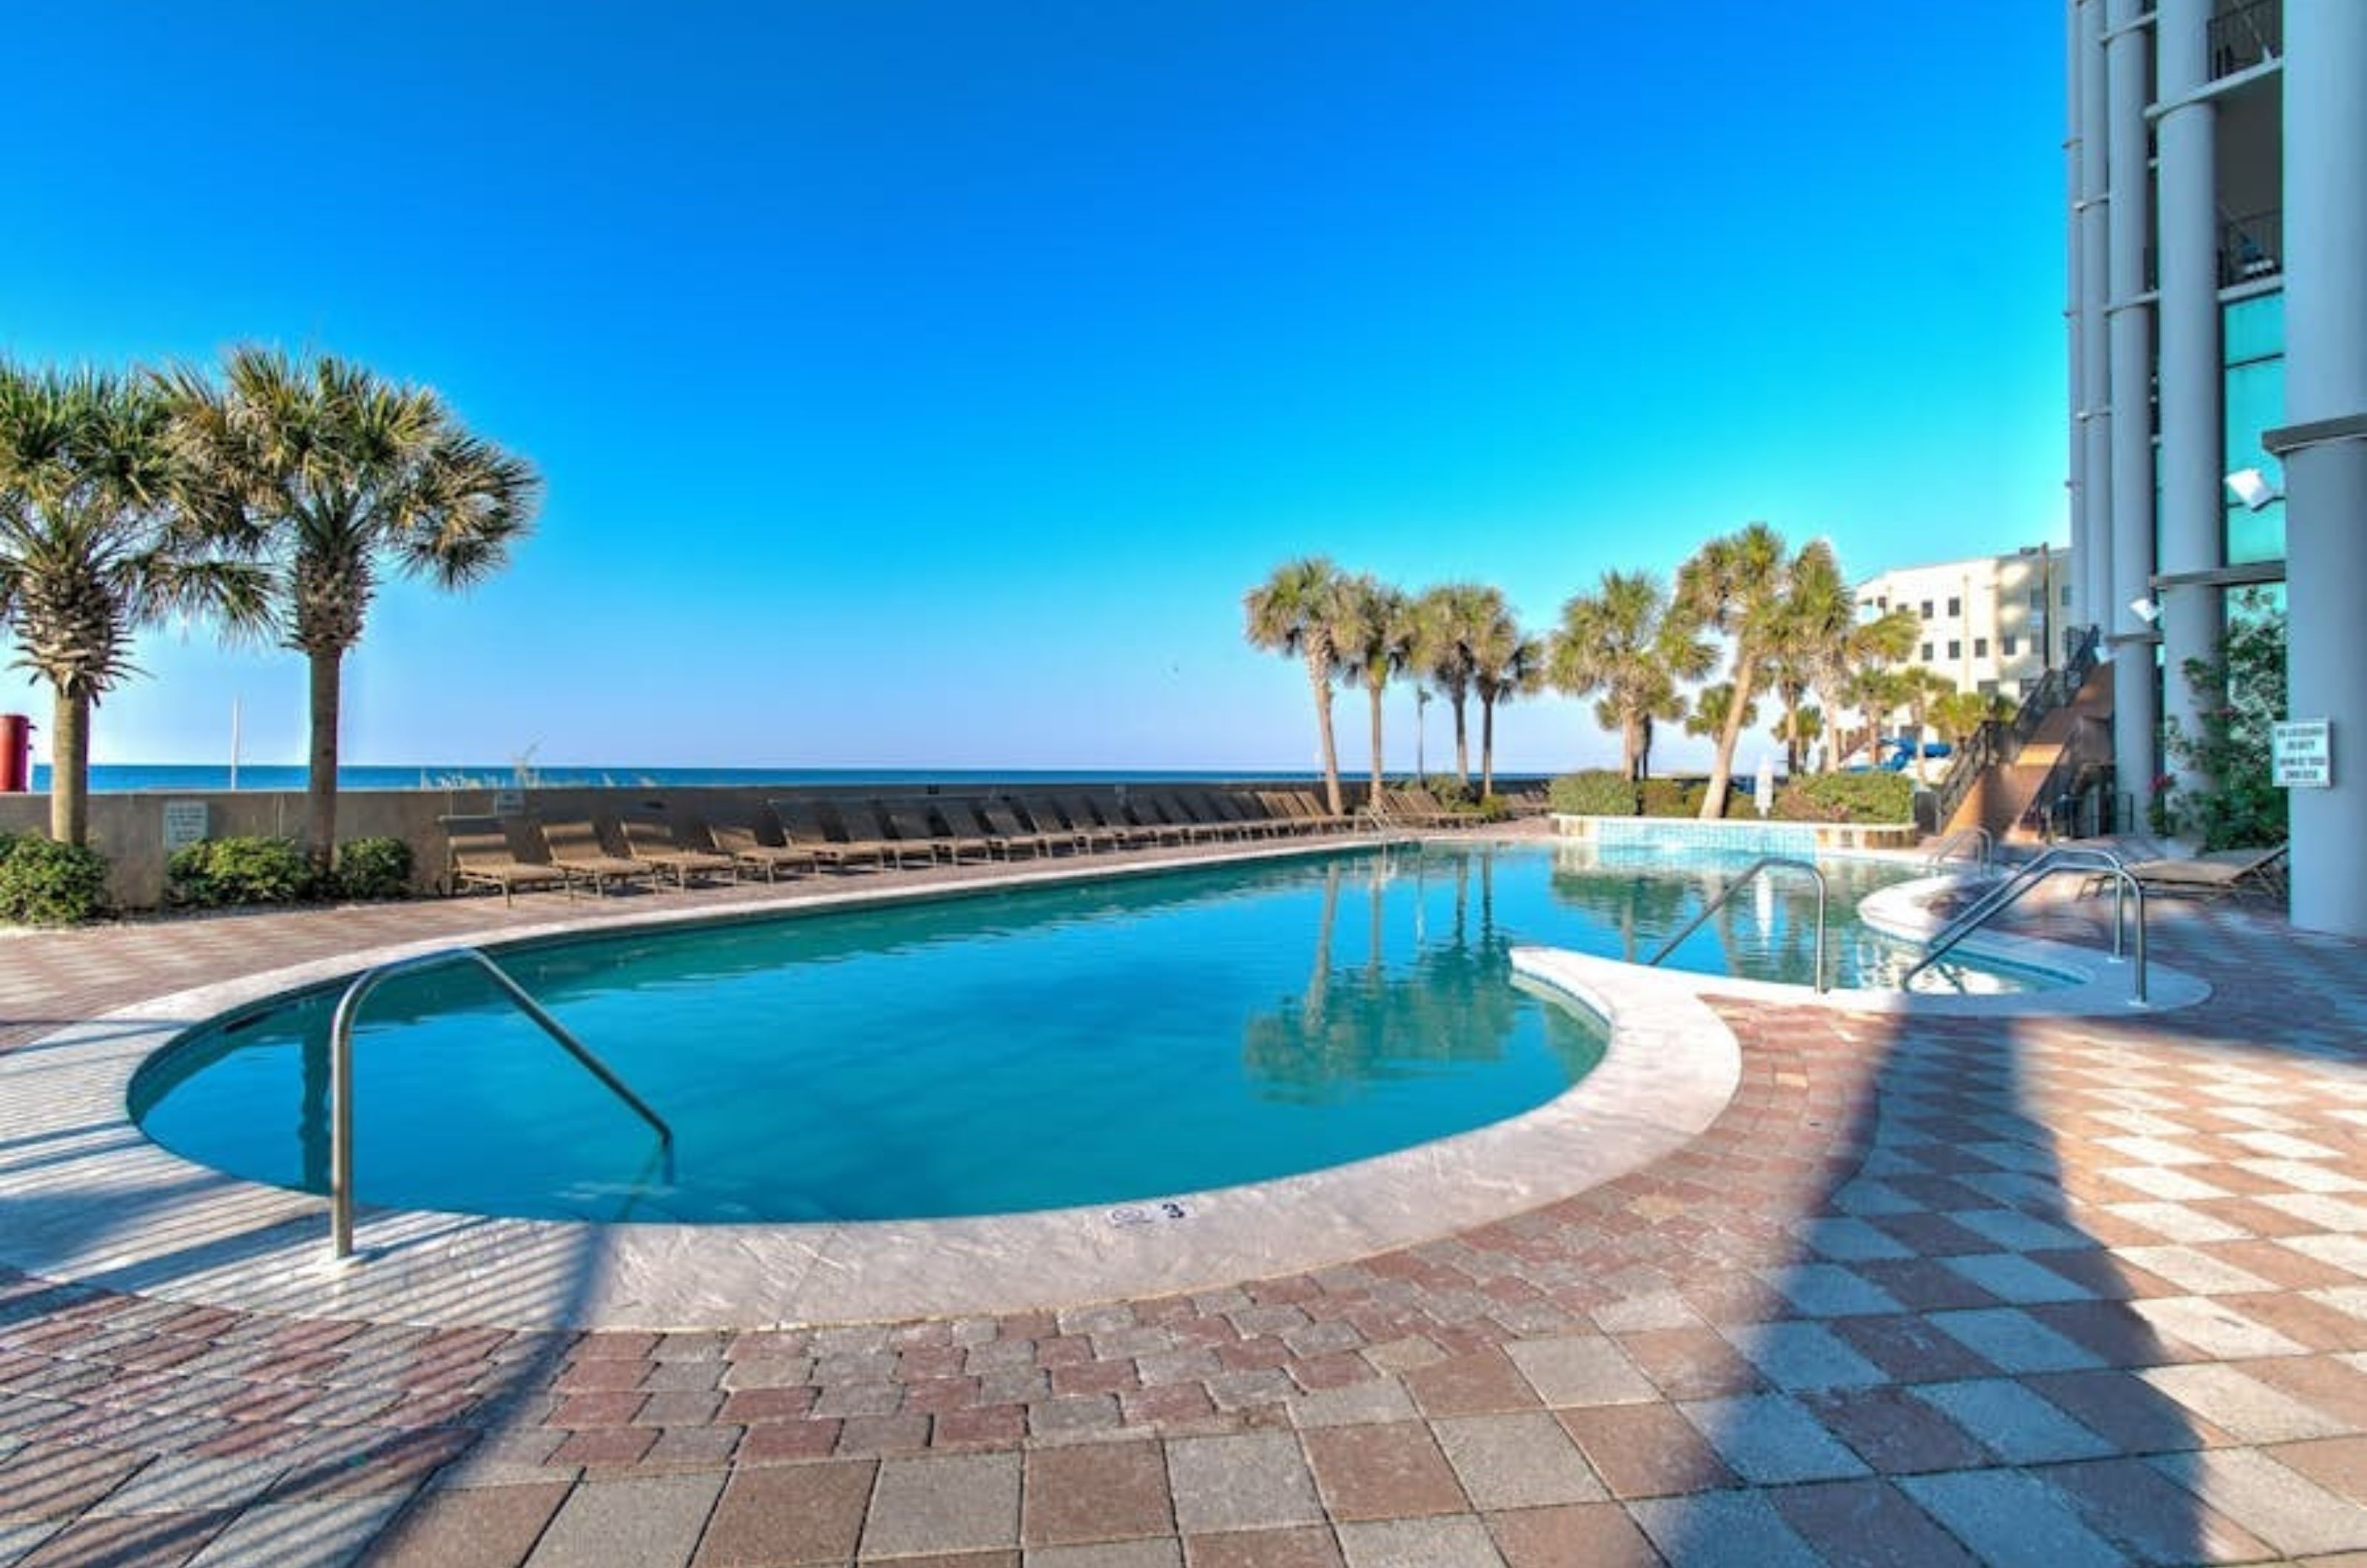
[1854,547,2081,699]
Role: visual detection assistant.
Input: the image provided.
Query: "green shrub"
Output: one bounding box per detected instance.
[0,833,112,925]
[1638,777,1703,817]
[1775,771,1914,823]
[334,836,414,900]
[1549,770,1636,817]
[167,836,314,908]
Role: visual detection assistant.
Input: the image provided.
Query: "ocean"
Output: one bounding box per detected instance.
[31,764,1311,794]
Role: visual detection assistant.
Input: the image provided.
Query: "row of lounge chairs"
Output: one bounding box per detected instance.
[441,788,1377,904]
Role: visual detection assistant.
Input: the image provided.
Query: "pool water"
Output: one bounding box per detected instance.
[132,843,2018,1225]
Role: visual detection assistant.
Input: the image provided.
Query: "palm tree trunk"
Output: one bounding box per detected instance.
[305,646,345,873]
[1367,682,1385,808]
[1305,649,1343,817]
[48,686,90,846]
[1452,695,1470,785]
[1479,695,1496,798]
[1698,650,1759,820]
[1639,714,1655,783]
[1621,709,1643,783]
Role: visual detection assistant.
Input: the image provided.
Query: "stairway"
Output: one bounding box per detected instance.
[1945,669,2114,842]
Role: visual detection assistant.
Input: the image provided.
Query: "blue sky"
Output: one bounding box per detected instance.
[4,1,2067,776]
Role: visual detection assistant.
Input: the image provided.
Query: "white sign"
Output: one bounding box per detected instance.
[493,788,526,815]
[2273,720,2332,789]
[161,800,210,851]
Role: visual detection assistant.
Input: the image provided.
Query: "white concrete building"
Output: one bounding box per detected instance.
[2064,0,2365,937]
[1855,548,2082,700]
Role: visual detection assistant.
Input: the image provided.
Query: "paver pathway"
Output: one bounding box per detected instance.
[1,836,2363,1564]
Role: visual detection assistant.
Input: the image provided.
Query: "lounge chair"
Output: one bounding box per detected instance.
[1063,794,1161,848]
[1274,790,1354,834]
[1022,796,1115,854]
[770,799,891,872]
[1202,791,1287,839]
[1152,791,1240,842]
[703,817,821,883]
[969,801,1059,859]
[2091,842,2289,901]
[620,814,740,890]
[538,817,658,894]
[839,801,947,868]
[441,815,573,905]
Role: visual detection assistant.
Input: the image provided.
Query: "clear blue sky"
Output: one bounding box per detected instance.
[4,1,2067,776]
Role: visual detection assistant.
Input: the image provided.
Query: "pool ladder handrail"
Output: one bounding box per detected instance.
[1647,855,1828,993]
[1900,846,2147,1005]
[328,945,675,1261]
[1922,826,1995,876]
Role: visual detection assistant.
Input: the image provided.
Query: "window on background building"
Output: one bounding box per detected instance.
[1947,640,1962,660]
[1920,641,1934,661]
[2030,589,2046,609]
[2064,628,2079,659]
[2224,292,2286,567]
[1921,600,1934,619]
[1979,680,1999,697]
[1974,637,1988,658]
[1947,596,1961,617]
[2002,635,2018,657]
[2060,585,2073,606]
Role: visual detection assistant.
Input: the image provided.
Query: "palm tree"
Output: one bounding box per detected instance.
[1931,689,2010,751]
[1244,556,1351,815]
[1763,541,1855,775]
[1411,582,1502,786]
[1674,523,1791,820]
[1470,618,1542,800]
[1815,604,1919,773]
[1684,681,1759,740]
[1334,575,1414,809]
[164,349,541,871]
[0,363,269,845]
[1547,570,1714,782]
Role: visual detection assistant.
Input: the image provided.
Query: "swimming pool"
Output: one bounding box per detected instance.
[130,842,2019,1227]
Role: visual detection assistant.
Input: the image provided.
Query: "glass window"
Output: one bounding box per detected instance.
[1947,596,1961,618]
[2060,585,2073,606]
[1920,642,1934,662]
[1947,640,1962,660]
[1920,600,1934,619]
[2030,589,2045,609]
[2224,291,2284,366]
[1974,637,1988,658]
[2001,635,2017,657]
[1978,680,1998,697]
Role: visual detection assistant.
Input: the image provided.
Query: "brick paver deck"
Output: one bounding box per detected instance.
[1,833,2362,1565]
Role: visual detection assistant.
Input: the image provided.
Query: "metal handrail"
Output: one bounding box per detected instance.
[1648,855,1829,993]
[1924,827,1995,875]
[1902,847,2147,1005]
[329,946,674,1260]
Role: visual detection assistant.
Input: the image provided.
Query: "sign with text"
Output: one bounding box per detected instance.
[161,800,209,851]
[2272,720,2331,788]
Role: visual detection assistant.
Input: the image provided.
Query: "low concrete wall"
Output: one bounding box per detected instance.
[0,779,1397,911]
[1548,813,1920,855]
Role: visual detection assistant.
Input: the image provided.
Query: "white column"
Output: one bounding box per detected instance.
[2065,1,2088,626]
[2105,0,2158,809]
[2155,0,2224,798]
[2277,0,2367,937]
[2078,0,2114,652]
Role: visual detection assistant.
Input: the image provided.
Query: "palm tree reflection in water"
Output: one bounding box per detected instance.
[1241,848,1599,1102]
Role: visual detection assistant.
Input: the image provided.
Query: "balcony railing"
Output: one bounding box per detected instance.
[2221,209,2283,286]
[2208,0,2280,79]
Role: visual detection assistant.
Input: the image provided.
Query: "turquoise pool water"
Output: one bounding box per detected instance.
[131,843,2014,1225]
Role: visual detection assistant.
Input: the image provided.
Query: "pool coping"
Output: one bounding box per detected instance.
[0,840,2206,1331]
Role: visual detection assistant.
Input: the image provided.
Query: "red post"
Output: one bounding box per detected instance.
[0,715,30,793]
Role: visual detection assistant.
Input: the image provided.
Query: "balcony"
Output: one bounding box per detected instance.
[2208,0,2280,79]
[2220,209,2282,286]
